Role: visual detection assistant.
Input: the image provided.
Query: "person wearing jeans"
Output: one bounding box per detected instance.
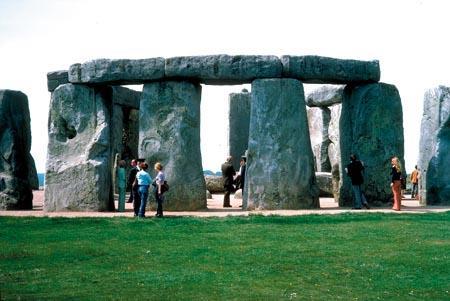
[345,154,370,209]
[134,162,152,218]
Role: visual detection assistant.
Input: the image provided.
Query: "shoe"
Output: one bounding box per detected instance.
[352,207,362,210]
[223,205,232,208]
[363,203,370,209]
[126,201,133,203]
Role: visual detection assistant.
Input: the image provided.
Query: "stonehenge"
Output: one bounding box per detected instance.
[0,90,38,209]
[42,54,415,211]
[419,86,450,205]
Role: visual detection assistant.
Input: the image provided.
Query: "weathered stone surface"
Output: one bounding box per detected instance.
[281,56,380,84]
[316,172,333,197]
[339,83,404,206]
[28,156,39,190]
[165,55,282,85]
[229,89,251,169]
[205,175,225,193]
[306,85,344,107]
[328,104,342,202]
[234,189,242,199]
[139,81,206,210]
[206,190,212,199]
[0,90,37,209]
[47,70,69,92]
[244,79,319,209]
[45,84,113,211]
[111,86,141,109]
[68,58,165,85]
[419,86,450,205]
[307,107,331,172]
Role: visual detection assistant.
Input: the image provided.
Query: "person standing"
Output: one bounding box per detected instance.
[134,162,152,218]
[127,159,139,203]
[154,162,166,218]
[237,156,246,191]
[117,160,126,212]
[345,154,370,209]
[221,156,236,208]
[410,165,420,199]
[390,157,402,211]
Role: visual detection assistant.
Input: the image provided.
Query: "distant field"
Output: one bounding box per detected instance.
[1,213,449,300]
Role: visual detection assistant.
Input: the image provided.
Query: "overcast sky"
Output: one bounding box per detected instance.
[1,0,449,172]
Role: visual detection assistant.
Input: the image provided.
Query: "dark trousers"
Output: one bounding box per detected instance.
[155,191,164,216]
[223,190,231,207]
[411,183,418,198]
[132,186,141,216]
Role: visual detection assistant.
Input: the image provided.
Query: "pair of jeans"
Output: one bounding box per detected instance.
[155,190,164,216]
[411,183,418,198]
[138,185,149,217]
[132,186,141,216]
[352,185,367,208]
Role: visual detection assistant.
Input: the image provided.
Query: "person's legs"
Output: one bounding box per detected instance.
[352,185,362,209]
[360,188,370,209]
[118,187,125,212]
[411,183,418,198]
[138,186,149,217]
[155,192,163,217]
[133,186,140,216]
[223,190,231,207]
[392,181,401,210]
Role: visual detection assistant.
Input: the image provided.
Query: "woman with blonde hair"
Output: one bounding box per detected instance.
[154,162,166,217]
[390,157,402,211]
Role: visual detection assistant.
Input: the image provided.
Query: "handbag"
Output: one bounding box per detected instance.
[161,181,169,193]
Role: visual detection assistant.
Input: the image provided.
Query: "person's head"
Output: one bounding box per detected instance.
[391,156,401,172]
[154,162,163,171]
[415,165,418,170]
[350,154,357,161]
[226,156,232,163]
[131,159,137,167]
[141,162,148,171]
[240,156,246,165]
[119,160,126,168]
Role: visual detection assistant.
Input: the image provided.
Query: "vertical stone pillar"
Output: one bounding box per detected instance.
[244,79,319,209]
[139,81,206,210]
[418,86,450,205]
[45,84,113,211]
[0,90,37,209]
[339,83,405,207]
[228,89,251,169]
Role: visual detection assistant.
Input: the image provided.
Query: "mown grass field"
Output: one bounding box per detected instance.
[0,213,449,300]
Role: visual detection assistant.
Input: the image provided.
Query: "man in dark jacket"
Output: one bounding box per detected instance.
[345,154,370,209]
[221,156,236,208]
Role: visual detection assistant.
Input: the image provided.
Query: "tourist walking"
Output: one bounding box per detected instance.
[410,165,420,199]
[390,156,402,211]
[117,160,126,212]
[345,154,370,209]
[134,162,152,218]
[153,162,166,217]
[221,156,236,208]
[127,159,139,204]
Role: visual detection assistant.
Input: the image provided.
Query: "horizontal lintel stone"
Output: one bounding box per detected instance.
[47,70,69,92]
[281,55,380,84]
[306,85,345,107]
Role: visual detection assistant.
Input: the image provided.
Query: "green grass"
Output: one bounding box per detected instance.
[0,213,449,300]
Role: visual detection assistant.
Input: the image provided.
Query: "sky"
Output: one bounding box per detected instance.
[1,0,449,173]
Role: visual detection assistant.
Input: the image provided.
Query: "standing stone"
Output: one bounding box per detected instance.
[328,104,342,202]
[45,84,113,211]
[307,106,331,172]
[139,81,206,210]
[47,70,69,92]
[339,83,404,206]
[0,90,37,209]
[281,56,380,84]
[418,86,450,205]
[244,79,319,209]
[229,89,251,169]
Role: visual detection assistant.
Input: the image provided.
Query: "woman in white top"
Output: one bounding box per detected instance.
[154,162,166,217]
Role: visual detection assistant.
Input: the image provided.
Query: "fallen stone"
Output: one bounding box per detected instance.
[419,86,450,205]
[165,55,282,85]
[47,70,69,92]
[205,175,225,194]
[281,55,380,84]
[316,172,333,197]
[0,90,38,209]
[68,58,165,85]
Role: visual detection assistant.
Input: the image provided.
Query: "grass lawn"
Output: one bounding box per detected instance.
[0,212,449,300]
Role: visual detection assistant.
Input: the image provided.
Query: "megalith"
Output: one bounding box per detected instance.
[45,84,113,211]
[307,106,332,172]
[244,79,319,209]
[339,83,404,206]
[228,89,251,169]
[139,81,206,210]
[0,90,37,209]
[418,86,450,205]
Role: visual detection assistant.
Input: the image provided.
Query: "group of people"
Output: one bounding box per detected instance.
[116,158,166,218]
[346,154,420,211]
[221,155,246,208]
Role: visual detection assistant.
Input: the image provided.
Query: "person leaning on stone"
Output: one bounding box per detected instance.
[117,160,126,212]
[221,156,236,208]
[235,156,246,191]
[410,165,420,199]
[345,154,370,209]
